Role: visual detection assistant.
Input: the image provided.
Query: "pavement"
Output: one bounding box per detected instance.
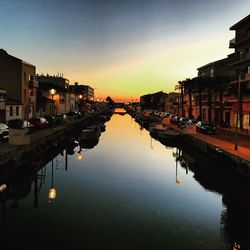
[170,123,250,162]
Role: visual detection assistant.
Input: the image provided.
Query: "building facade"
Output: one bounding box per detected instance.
[36,74,72,115]
[229,14,250,130]
[0,49,37,123]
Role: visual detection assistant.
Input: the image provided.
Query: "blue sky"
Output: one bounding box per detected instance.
[1,0,250,101]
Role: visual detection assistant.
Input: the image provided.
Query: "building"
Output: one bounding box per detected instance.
[140,91,168,111]
[164,92,179,114]
[229,14,250,130]
[0,49,37,123]
[36,74,72,115]
[0,88,6,122]
[197,57,236,124]
[70,83,94,101]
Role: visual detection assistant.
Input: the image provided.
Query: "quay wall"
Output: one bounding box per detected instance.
[180,134,250,178]
[0,110,111,169]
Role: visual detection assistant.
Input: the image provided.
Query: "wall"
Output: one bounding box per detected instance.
[6,105,23,122]
[0,50,22,102]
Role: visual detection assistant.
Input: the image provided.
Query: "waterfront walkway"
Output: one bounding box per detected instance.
[172,124,250,163]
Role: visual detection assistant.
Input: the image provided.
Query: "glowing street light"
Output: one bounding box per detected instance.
[77,148,83,161]
[50,88,57,115]
[48,159,57,203]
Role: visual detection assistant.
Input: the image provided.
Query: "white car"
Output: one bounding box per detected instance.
[0,123,9,142]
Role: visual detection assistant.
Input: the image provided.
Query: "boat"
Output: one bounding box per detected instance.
[80,125,101,140]
[79,138,99,149]
[157,127,180,140]
[149,123,169,135]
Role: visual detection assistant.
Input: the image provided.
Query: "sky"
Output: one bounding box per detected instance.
[0,0,250,102]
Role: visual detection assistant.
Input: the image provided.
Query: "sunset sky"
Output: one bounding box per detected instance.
[1,0,250,102]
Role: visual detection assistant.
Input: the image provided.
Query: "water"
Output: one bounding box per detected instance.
[0,112,249,249]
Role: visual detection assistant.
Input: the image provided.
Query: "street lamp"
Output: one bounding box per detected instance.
[50,88,56,115]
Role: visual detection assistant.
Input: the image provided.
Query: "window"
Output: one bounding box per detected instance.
[10,106,13,116]
[16,106,19,116]
[210,68,214,77]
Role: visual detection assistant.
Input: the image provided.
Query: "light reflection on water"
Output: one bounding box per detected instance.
[0,113,249,249]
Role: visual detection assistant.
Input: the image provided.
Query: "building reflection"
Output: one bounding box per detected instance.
[0,134,101,232]
[173,146,250,250]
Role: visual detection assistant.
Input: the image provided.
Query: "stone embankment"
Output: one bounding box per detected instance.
[129,110,250,178]
[0,109,112,169]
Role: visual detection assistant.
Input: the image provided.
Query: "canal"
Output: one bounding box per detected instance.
[0,112,249,250]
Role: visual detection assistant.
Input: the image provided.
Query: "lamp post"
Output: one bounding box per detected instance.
[234,73,241,150]
[50,88,56,115]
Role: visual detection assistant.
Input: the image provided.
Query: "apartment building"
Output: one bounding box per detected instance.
[0,88,6,122]
[197,57,236,124]
[70,83,94,101]
[36,74,71,114]
[229,14,250,129]
[0,49,37,123]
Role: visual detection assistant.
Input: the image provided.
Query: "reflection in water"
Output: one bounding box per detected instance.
[48,159,56,203]
[0,113,249,249]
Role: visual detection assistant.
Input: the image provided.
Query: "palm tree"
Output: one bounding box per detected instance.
[178,80,185,116]
[184,78,195,119]
[191,77,203,120]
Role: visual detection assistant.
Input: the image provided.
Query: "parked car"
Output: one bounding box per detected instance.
[67,111,82,120]
[22,120,35,133]
[188,118,199,124]
[44,115,57,127]
[178,117,189,128]
[196,121,216,134]
[29,117,49,129]
[54,114,67,124]
[0,123,9,142]
[171,115,180,124]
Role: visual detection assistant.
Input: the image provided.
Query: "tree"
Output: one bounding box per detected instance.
[106,96,115,106]
[183,78,195,118]
[178,80,185,116]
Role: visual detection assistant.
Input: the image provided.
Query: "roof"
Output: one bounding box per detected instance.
[230,14,250,30]
[197,57,228,70]
[22,60,36,68]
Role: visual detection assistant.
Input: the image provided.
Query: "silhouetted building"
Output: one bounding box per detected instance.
[229,14,250,130]
[0,49,37,122]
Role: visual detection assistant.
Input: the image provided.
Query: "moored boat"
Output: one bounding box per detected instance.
[80,125,101,140]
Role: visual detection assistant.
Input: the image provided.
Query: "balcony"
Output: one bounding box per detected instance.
[229,38,236,48]
[229,31,250,48]
[230,52,250,67]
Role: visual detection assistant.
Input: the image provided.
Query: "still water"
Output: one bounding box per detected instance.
[0,112,249,250]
